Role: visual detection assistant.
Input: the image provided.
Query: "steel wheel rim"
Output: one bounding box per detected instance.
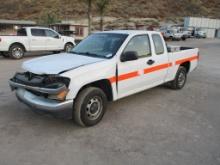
[178,72,186,87]
[12,47,23,58]
[86,96,103,120]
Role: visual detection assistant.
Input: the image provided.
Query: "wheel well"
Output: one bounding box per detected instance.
[65,42,74,46]
[180,61,190,73]
[79,79,113,101]
[9,43,26,52]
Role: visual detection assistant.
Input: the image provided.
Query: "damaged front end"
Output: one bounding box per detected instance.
[9,72,70,101]
[9,72,73,118]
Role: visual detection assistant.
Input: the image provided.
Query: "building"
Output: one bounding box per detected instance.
[50,20,89,42]
[0,19,36,35]
[216,29,220,38]
[184,17,220,38]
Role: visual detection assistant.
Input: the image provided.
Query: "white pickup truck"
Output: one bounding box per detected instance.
[0,27,75,59]
[9,30,199,127]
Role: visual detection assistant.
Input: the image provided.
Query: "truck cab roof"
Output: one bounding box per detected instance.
[97,30,161,36]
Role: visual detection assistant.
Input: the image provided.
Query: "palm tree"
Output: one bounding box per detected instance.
[96,0,110,31]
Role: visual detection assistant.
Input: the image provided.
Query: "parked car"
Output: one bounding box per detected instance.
[0,27,76,59]
[195,28,207,38]
[182,30,192,38]
[9,30,199,127]
[163,30,186,41]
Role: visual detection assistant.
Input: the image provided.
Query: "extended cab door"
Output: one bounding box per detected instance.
[142,33,170,86]
[29,28,47,51]
[45,29,63,51]
[117,34,153,98]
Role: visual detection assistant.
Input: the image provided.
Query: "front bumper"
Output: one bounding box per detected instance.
[15,88,73,119]
[9,79,67,95]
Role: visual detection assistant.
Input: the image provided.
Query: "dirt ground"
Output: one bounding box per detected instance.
[0,39,220,165]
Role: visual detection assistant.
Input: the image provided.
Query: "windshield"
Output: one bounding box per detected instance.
[70,33,128,59]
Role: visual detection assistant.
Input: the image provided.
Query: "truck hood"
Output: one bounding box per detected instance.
[22,53,105,75]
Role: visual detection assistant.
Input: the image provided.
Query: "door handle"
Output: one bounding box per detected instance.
[147,59,155,65]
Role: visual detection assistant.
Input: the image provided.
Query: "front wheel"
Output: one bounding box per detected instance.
[73,87,107,127]
[9,44,25,59]
[169,66,187,90]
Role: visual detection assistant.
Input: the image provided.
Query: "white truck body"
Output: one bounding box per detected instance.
[0,27,75,57]
[163,30,185,40]
[9,30,199,125]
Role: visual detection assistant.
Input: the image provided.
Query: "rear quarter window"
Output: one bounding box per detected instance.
[152,34,165,55]
[31,29,46,37]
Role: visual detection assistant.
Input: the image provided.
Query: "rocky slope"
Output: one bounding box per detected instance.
[0,0,219,21]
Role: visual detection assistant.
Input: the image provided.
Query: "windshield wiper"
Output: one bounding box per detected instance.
[70,51,106,59]
[82,52,101,58]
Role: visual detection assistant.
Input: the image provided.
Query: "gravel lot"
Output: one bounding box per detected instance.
[0,39,220,165]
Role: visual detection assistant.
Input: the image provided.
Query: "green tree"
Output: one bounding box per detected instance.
[96,0,110,31]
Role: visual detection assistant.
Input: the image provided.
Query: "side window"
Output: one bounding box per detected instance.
[152,34,164,55]
[45,30,59,38]
[31,29,46,37]
[123,35,151,58]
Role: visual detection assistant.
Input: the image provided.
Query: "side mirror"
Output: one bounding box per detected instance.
[121,51,138,62]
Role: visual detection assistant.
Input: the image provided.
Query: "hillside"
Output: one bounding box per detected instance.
[0,0,219,22]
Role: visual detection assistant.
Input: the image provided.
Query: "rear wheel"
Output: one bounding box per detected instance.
[9,44,25,59]
[169,66,187,90]
[64,43,73,52]
[73,87,107,127]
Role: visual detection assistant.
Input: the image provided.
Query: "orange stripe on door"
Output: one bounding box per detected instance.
[144,63,172,74]
[108,55,198,84]
[108,71,139,84]
[175,55,198,65]
[118,71,139,81]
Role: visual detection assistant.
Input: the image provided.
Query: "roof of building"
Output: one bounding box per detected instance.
[51,22,88,27]
[0,19,36,25]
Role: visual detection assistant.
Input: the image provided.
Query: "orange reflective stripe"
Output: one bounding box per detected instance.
[109,55,198,84]
[175,55,198,65]
[108,71,139,84]
[118,71,139,81]
[108,77,117,83]
[144,63,172,74]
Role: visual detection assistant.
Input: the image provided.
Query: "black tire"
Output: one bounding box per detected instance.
[169,66,187,90]
[73,87,107,127]
[9,44,25,59]
[64,43,73,52]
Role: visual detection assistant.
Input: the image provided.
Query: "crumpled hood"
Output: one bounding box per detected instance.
[22,53,105,75]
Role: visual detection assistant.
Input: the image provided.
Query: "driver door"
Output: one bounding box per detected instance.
[117,35,152,98]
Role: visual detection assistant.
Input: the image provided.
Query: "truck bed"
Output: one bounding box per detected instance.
[167,45,195,53]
